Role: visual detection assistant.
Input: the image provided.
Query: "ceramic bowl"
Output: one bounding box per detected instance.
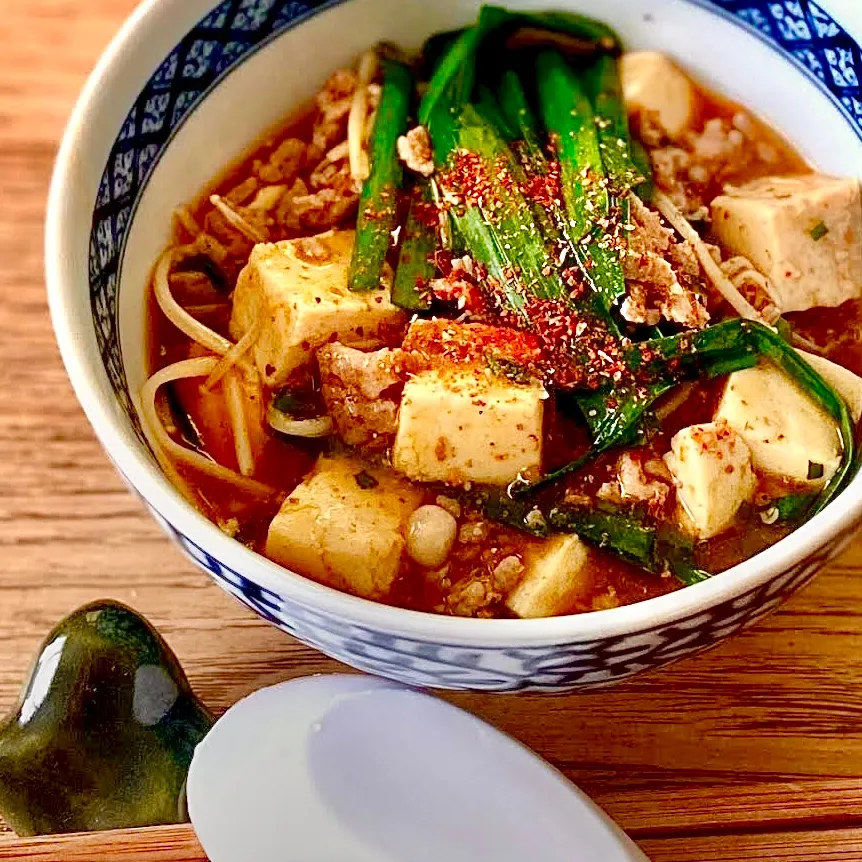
[46,0,862,691]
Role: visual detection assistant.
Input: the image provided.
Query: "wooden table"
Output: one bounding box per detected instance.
[3,2,862,859]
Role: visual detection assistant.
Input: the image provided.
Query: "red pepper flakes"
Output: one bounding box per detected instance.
[562,267,585,298]
[432,249,457,273]
[489,295,631,391]
[430,272,487,314]
[493,155,517,197]
[403,319,543,370]
[413,198,441,228]
[520,159,563,210]
[414,276,433,305]
[462,264,627,390]
[438,150,494,210]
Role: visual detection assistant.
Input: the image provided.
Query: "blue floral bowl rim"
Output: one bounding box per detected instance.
[45,0,862,647]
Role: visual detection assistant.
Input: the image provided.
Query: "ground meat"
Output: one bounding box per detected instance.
[620,283,660,326]
[309,69,357,160]
[445,573,500,617]
[668,238,701,281]
[621,265,709,329]
[720,255,782,322]
[622,197,710,329]
[203,207,258,258]
[598,452,672,516]
[315,68,357,116]
[617,452,671,513]
[629,196,674,255]
[309,154,347,190]
[291,183,360,230]
[277,178,309,230]
[458,521,490,544]
[492,555,525,593]
[317,343,405,450]
[662,278,710,329]
[284,153,360,230]
[647,112,781,218]
[247,184,288,215]
[224,176,260,205]
[397,126,435,177]
[650,146,693,212]
[257,138,307,185]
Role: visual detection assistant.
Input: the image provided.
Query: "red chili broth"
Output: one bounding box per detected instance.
[148,63,828,617]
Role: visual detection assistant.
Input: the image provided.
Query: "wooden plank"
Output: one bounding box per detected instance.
[0,826,206,861]
[641,827,862,862]
[603,778,862,837]
[6,822,862,862]
[6,0,862,857]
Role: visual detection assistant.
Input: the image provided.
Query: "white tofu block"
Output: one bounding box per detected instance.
[620,51,695,138]
[506,535,592,619]
[797,349,862,422]
[664,422,756,540]
[392,368,545,485]
[265,456,422,601]
[715,363,843,484]
[230,230,406,387]
[711,175,862,312]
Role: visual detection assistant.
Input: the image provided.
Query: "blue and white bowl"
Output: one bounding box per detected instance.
[46,0,862,692]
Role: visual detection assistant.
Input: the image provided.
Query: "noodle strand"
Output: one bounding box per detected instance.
[140,357,274,497]
[202,318,262,391]
[223,369,256,477]
[652,191,766,323]
[348,50,378,182]
[172,205,202,239]
[209,194,269,244]
[154,252,233,355]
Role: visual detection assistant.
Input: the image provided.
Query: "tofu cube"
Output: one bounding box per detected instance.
[230,230,406,387]
[797,349,862,422]
[392,368,545,486]
[505,535,592,619]
[620,51,695,138]
[265,456,422,601]
[715,363,842,484]
[711,175,862,312]
[664,422,756,540]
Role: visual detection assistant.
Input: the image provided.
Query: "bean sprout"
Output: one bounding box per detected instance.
[141,357,274,497]
[653,191,766,323]
[347,50,378,182]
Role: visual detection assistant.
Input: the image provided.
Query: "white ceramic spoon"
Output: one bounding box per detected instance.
[187,675,651,862]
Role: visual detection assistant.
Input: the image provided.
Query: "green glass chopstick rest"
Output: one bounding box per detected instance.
[0,600,214,836]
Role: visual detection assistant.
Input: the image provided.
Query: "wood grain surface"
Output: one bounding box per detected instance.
[3,1,862,859]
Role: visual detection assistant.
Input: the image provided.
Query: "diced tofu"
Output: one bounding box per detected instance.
[664,421,756,540]
[620,51,695,138]
[715,363,842,484]
[392,367,545,486]
[505,535,592,619]
[711,175,862,312]
[265,456,422,601]
[318,343,404,449]
[797,349,862,422]
[230,230,406,387]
